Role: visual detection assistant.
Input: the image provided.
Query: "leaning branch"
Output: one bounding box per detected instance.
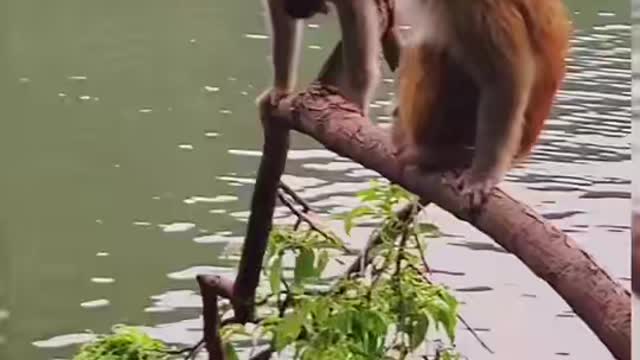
[265,83,630,360]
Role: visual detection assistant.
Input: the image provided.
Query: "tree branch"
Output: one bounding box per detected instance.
[266,83,630,360]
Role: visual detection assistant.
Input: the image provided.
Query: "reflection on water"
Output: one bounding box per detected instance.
[0,1,631,359]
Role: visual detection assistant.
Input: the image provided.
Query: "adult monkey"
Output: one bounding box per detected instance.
[391,0,572,211]
[258,0,391,116]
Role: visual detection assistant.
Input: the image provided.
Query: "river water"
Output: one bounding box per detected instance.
[0,1,632,359]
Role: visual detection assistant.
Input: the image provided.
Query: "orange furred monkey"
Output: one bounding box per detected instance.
[391,0,571,209]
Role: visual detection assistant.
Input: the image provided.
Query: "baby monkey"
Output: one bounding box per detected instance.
[392,0,571,210]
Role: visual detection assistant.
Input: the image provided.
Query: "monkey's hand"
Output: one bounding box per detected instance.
[256,87,292,108]
[453,169,502,213]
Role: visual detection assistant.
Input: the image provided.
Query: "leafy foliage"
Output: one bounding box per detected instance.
[73,182,462,360]
[73,325,171,360]
[226,181,461,359]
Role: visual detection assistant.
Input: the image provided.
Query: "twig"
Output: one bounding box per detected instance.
[456,315,494,354]
[165,339,204,358]
[278,182,312,212]
[345,203,421,276]
[250,347,273,360]
[279,275,292,317]
[184,339,205,360]
[278,182,312,230]
[407,263,494,354]
[277,190,357,255]
[412,233,431,274]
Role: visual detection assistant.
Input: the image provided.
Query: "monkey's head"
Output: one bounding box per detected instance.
[283,0,329,19]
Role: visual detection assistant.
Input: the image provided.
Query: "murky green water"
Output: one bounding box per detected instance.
[0,1,631,359]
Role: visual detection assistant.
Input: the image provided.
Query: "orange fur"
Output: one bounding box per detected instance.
[394,0,571,167]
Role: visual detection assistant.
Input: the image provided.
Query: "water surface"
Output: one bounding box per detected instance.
[0,1,631,359]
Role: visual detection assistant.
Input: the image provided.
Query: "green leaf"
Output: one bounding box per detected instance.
[417,222,439,234]
[294,248,316,285]
[313,300,330,324]
[343,206,376,235]
[269,257,283,297]
[416,222,441,237]
[224,342,239,360]
[410,314,430,350]
[315,250,329,276]
[274,309,306,351]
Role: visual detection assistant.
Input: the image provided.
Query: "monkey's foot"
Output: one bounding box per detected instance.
[393,145,420,166]
[452,170,500,214]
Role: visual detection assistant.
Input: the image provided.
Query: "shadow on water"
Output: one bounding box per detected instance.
[0,1,631,359]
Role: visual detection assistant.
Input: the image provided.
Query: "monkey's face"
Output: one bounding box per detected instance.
[283,0,329,19]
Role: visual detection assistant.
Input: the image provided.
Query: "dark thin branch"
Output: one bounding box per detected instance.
[279,182,313,212]
[407,263,494,354]
[279,275,292,317]
[412,233,431,274]
[250,348,273,360]
[232,101,291,323]
[184,340,205,360]
[277,189,357,255]
[346,202,424,276]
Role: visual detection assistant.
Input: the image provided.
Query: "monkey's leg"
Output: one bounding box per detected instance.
[451,19,535,210]
[332,0,382,116]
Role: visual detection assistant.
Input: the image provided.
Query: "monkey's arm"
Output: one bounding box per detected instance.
[471,65,532,181]
[266,0,303,93]
[382,27,400,71]
[456,27,535,208]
